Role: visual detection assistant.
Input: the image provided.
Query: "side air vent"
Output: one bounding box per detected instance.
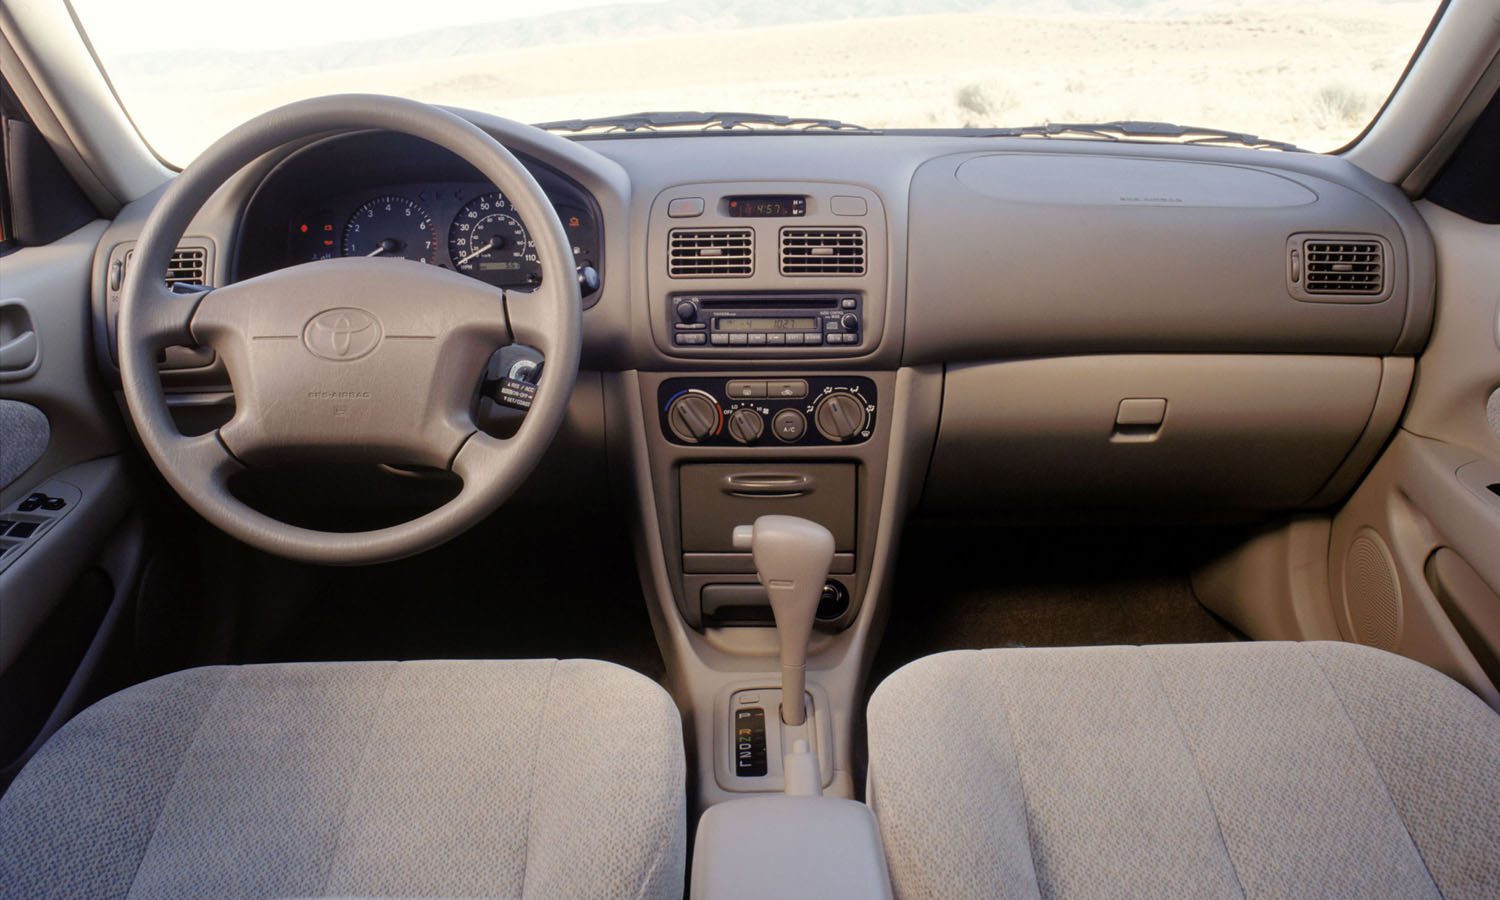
[668,228,753,277]
[121,245,211,287]
[1290,235,1387,301]
[780,227,866,276]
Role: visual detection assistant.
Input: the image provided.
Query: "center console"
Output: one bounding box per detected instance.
[612,180,937,810]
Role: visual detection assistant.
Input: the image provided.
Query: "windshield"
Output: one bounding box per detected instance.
[72,0,1441,164]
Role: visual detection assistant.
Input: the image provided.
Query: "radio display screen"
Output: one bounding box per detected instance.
[726,195,807,217]
[717,317,818,332]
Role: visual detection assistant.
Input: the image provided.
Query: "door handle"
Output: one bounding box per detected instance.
[0,330,38,372]
[0,299,41,380]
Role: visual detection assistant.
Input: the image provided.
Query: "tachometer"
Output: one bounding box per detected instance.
[447,192,540,288]
[341,196,439,264]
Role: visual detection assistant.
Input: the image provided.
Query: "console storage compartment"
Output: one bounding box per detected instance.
[691,796,892,899]
[680,463,857,553]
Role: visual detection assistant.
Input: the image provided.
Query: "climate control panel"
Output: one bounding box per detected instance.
[658,376,877,447]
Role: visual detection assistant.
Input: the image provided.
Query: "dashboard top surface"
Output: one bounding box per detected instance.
[89,115,1434,380]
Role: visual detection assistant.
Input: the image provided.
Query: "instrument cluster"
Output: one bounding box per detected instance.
[284,180,600,293]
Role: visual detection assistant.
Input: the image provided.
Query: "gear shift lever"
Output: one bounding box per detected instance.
[733,515,835,727]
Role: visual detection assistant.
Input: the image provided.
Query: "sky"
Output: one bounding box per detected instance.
[70,0,650,54]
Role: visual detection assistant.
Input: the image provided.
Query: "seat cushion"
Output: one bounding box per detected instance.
[0,659,686,899]
[866,641,1500,900]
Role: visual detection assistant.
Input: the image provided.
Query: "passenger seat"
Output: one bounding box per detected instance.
[866,641,1500,899]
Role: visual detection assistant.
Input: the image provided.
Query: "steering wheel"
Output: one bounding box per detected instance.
[118,95,582,565]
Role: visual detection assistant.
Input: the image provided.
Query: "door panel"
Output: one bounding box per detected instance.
[1327,201,1500,709]
[0,219,139,775]
[0,219,115,499]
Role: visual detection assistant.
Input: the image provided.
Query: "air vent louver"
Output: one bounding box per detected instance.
[668,228,753,277]
[1302,238,1383,296]
[780,227,866,276]
[122,245,210,287]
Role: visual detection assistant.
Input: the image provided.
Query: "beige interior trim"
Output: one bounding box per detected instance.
[1401,48,1500,197]
[0,0,170,207]
[1345,0,1500,184]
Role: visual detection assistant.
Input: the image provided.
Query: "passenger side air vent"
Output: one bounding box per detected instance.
[780,227,866,276]
[668,228,754,277]
[1295,237,1385,298]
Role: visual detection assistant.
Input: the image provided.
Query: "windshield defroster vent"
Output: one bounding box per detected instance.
[668,228,754,277]
[1290,235,1387,301]
[780,227,866,276]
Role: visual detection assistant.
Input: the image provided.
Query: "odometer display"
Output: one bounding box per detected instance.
[447,192,540,288]
[341,196,438,264]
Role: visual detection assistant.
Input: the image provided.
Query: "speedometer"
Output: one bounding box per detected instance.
[447,193,541,288]
[342,196,439,264]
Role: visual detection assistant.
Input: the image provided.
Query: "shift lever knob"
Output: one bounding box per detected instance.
[733,515,835,726]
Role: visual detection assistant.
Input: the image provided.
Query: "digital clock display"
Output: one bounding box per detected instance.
[717,317,818,332]
[726,195,807,218]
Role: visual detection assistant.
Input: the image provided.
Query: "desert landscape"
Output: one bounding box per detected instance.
[91,0,1440,161]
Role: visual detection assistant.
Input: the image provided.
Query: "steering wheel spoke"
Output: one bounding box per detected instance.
[135,281,211,350]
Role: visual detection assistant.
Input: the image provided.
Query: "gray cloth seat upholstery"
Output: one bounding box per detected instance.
[0,658,686,899]
[867,641,1500,900]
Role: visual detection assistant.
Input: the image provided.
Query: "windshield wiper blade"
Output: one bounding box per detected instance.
[975,120,1302,152]
[535,110,873,134]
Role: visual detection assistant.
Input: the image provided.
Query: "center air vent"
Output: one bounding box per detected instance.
[1294,236,1385,298]
[780,227,866,276]
[669,228,753,277]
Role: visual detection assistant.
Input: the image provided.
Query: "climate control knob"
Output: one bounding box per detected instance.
[726,408,765,444]
[813,392,869,442]
[667,392,720,443]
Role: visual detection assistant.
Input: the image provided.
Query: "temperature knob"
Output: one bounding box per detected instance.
[726,408,765,444]
[813,392,869,442]
[667,392,720,443]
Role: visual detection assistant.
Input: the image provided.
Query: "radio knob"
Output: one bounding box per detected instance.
[726,408,765,444]
[839,312,860,332]
[814,392,869,442]
[674,300,699,323]
[667,393,720,443]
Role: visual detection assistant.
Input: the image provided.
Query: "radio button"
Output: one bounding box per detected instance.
[804,333,823,345]
[726,380,767,399]
[748,333,767,346]
[675,333,706,345]
[772,409,807,443]
[768,380,808,399]
[785,333,805,345]
[840,297,858,309]
[728,334,748,345]
[767,333,786,345]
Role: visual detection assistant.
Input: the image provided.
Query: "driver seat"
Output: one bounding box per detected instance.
[0,658,686,899]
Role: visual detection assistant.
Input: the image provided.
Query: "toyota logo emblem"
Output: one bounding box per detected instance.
[303,308,382,361]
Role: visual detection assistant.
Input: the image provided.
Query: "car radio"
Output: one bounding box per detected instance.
[669,292,862,349]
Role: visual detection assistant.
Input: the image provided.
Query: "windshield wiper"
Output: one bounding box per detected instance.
[972,120,1302,152]
[535,111,873,134]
